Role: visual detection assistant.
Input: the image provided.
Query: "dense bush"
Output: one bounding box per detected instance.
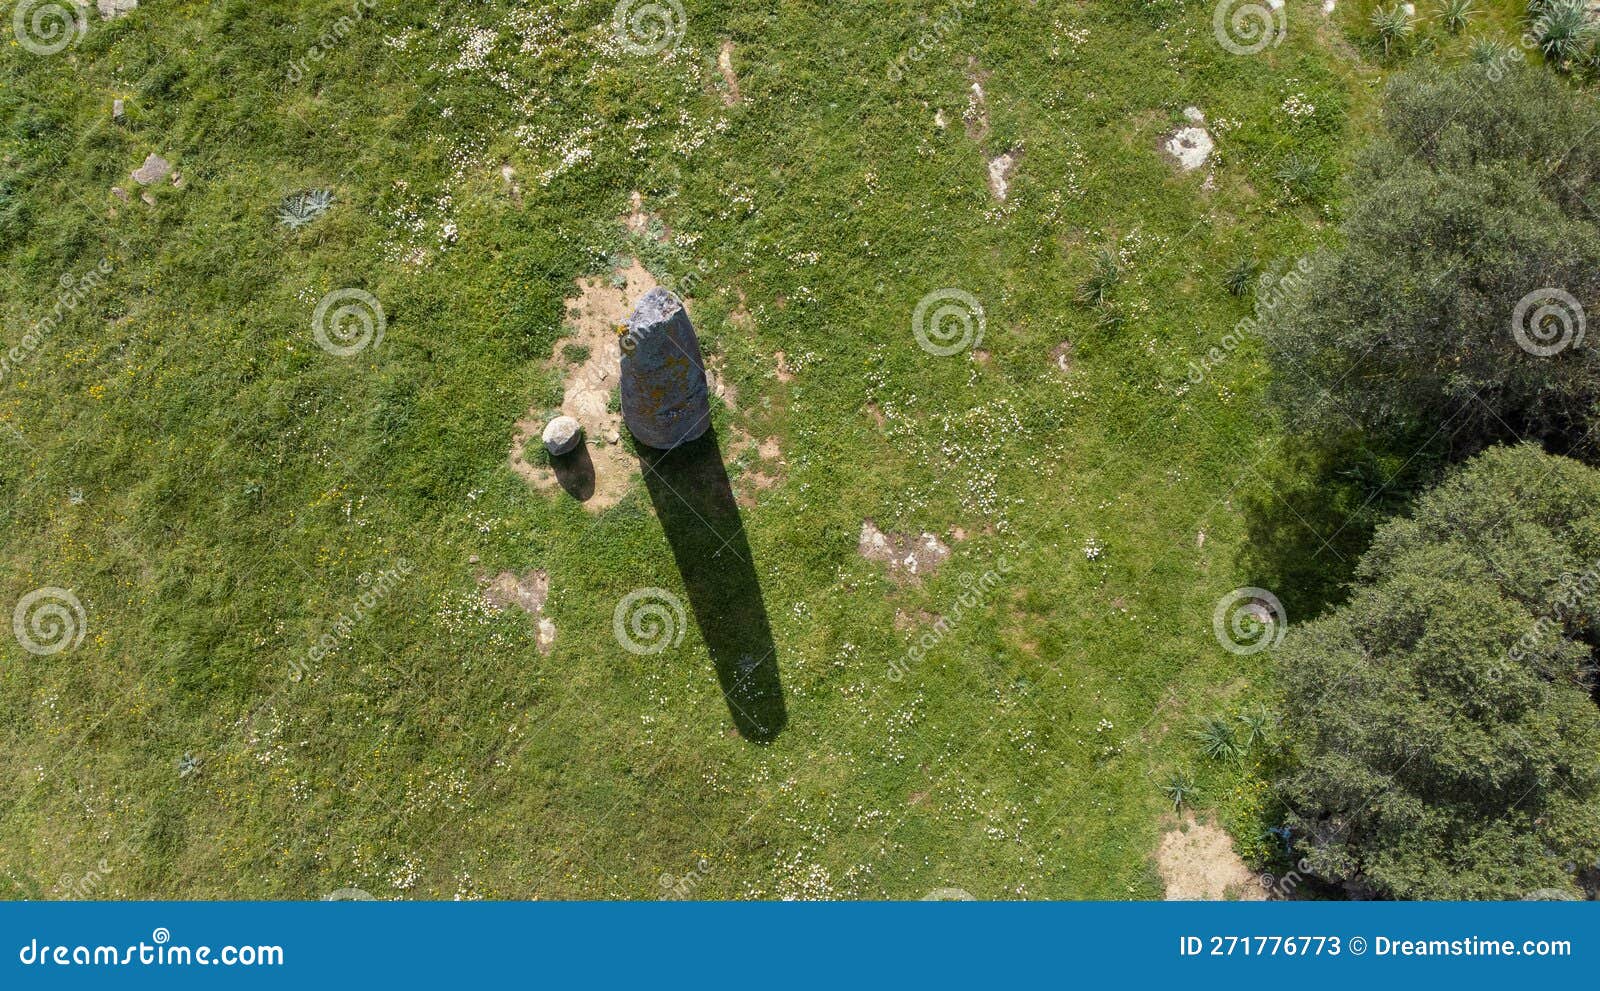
[1274,444,1600,900]
[1267,65,1600,459]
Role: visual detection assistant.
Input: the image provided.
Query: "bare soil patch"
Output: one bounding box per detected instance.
[718,41,742,106]
[1156,816,1265,901]
[858,520,952,582]
[479,568,557,655]
[509,260,658,512]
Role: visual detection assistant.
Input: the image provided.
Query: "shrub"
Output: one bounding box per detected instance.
[1274,444,1600,899]
[1266,65,1600,460]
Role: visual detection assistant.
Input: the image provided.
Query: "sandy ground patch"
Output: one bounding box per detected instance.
[509,260,658,512]
[1157,816,1265,901]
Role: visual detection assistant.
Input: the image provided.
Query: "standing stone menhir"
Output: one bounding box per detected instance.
[619,288,711,450]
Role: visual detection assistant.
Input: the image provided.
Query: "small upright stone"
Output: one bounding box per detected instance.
[112,99,126,122]
[541,415,583,456]
[619,288,711,450]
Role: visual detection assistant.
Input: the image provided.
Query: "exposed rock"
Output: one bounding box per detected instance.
[1164,108,1214,173]
[131,153,171,186]
[96,0,138,17]
[541,415,583,456]
[112,99,125,122]
[858,520,952,581]
[987,150,1019,201]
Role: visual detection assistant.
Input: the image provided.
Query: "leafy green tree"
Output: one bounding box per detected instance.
[1268,66,1600,458]
[1275,445,1600,899]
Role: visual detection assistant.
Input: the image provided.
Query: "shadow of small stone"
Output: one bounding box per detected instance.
[552,444,596,502]
[639,427,786,743]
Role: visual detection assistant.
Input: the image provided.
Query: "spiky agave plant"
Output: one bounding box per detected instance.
[276,188,335,230]
[1076,246,1120,306]
[1468,36,1515,65]
[1236,706,1274,749]
[1371,3,1415,57]
[1162,771,1197,812]
[1533,0,1597,67]
[1193,716,1243,761]
[1440,0,1476,33]
[1222,256,1259,297]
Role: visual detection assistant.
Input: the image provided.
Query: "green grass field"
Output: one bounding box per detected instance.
[0,0,1537,899]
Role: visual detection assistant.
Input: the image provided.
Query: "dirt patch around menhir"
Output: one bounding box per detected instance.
[858,520,952,582]
[1156,815,1265,901]
[509,260,658,512]
[479,568,557,654]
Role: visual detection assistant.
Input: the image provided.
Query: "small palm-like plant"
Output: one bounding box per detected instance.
[1076,246,1120,306]
[1371,4,1415,56]
[1469,36,1514,65]
[1237,706,1273,749]
[1162,771,1197,811]
[1533,0,1596,67]
[276,188,335,230]
[1223,256,1259,297]
[1274,152,1320,201]
[1193,716,1243,761]
[1440,0,1476,33]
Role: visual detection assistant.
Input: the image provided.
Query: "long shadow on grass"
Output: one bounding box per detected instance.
[639,428,786,743]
